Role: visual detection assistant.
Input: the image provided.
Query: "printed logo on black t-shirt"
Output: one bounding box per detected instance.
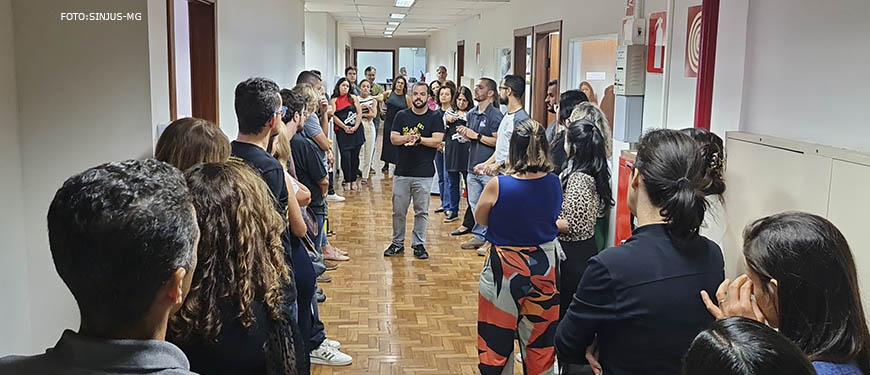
[401,123,425,137]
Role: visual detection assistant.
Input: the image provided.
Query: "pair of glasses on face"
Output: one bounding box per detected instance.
[274,106,288,117]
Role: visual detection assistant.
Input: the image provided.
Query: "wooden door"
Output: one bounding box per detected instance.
[187,0,218,124]
[456,40,465,82]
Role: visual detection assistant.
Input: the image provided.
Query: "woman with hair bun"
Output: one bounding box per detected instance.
[555,129,725,375]
[681,128,727,248]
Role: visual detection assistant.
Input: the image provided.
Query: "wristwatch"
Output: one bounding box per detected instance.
[477,132,483,142]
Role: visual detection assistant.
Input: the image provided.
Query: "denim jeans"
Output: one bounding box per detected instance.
[434,151,448,210]
[467,172,494,241]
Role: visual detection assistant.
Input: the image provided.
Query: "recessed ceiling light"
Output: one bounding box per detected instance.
[395,0,415,7]
[388,21,400,26]
[390,13,406,19]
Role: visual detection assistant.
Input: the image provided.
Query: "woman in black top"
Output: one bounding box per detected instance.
[379,75,411,173]
[331,78,364,191]
[171,162,303,375]
[443,86,475,227]
[555,129,724,375]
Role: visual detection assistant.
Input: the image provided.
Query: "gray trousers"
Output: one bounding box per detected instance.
[392,176,432,247]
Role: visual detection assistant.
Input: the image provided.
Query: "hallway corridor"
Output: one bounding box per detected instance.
[314,175,495,374]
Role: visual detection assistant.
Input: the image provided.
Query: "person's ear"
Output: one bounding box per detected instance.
[630,168,640,190]
[166,267,187,306]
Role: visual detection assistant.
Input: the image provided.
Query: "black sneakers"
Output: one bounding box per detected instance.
[412,245,429,259]
[443,211,459,222]
[383,244,404,257]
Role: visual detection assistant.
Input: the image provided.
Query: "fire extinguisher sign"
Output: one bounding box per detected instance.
[647,11,667,74]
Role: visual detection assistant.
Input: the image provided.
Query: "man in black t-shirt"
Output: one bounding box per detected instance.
[383,82,445,260]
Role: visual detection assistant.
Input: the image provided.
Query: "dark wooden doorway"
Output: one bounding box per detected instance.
[532,21,562,126]
[456,40,465,83]
[345,45,352,70]
[168,0,218,124]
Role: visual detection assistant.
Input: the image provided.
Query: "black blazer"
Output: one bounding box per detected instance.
[555,224,724,375]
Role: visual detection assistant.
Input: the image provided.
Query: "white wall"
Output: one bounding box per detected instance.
[739,0,870,153]
[3,0,307,355]
[305,12,329,76]
[0,0,31,356]
[305,12,348,91]
[217,0,305,138]
[11,0,156,352]
[427,1,624,87]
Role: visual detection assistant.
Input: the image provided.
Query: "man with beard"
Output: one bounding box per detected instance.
[383,82,445,260]
[473,74,530,177]
[544,80,560,143]
[455,78,503,252]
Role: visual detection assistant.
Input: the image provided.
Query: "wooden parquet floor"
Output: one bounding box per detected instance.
[312,168,520,375]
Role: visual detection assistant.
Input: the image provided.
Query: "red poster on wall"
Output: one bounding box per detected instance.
[685,5,702,78]
[647,11,667,74]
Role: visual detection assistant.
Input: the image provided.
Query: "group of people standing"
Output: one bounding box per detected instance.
[1,62,868,375]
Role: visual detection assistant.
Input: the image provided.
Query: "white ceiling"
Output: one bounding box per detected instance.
[304,0,509,38]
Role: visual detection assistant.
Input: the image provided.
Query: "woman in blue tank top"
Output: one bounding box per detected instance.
[474,119,562,375]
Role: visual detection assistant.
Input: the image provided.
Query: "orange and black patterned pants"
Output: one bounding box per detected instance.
[478,240,560,375]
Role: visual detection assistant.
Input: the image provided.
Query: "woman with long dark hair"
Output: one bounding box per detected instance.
[170,162,304,374]
[428,80,441,111]
[555,129,724,375]
[330,78,364,191]
[683,317,816,375]
[379,75,411,173]
[681,128,727,248]
[476,119,562,374]
[556,117,613,320]
[444,86,476,230]
[702,212,870,375]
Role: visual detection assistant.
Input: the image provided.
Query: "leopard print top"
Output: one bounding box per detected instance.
[559,172,602,242]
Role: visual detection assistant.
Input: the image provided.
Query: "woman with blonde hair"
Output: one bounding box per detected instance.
[476,119,563,375]
[155,117,230,171]
[170,161,304,374]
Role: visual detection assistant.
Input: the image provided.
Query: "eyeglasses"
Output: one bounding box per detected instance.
[499,86,509,91]
[274,106,288,116]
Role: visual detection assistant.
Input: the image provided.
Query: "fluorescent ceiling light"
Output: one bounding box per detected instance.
[390,13,405,19]
[386,27,397,31]
[384,31,393,35]
[388,21,400,25]
[395,0,415,7]
[385,35,393,38]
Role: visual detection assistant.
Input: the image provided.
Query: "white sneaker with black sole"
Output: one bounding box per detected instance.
[310,341,352,366]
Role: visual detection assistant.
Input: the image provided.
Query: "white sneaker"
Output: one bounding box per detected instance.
[516,352,523,363]
[324,338,341,349]
[310,341,352,366]
[326,194,346,202]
